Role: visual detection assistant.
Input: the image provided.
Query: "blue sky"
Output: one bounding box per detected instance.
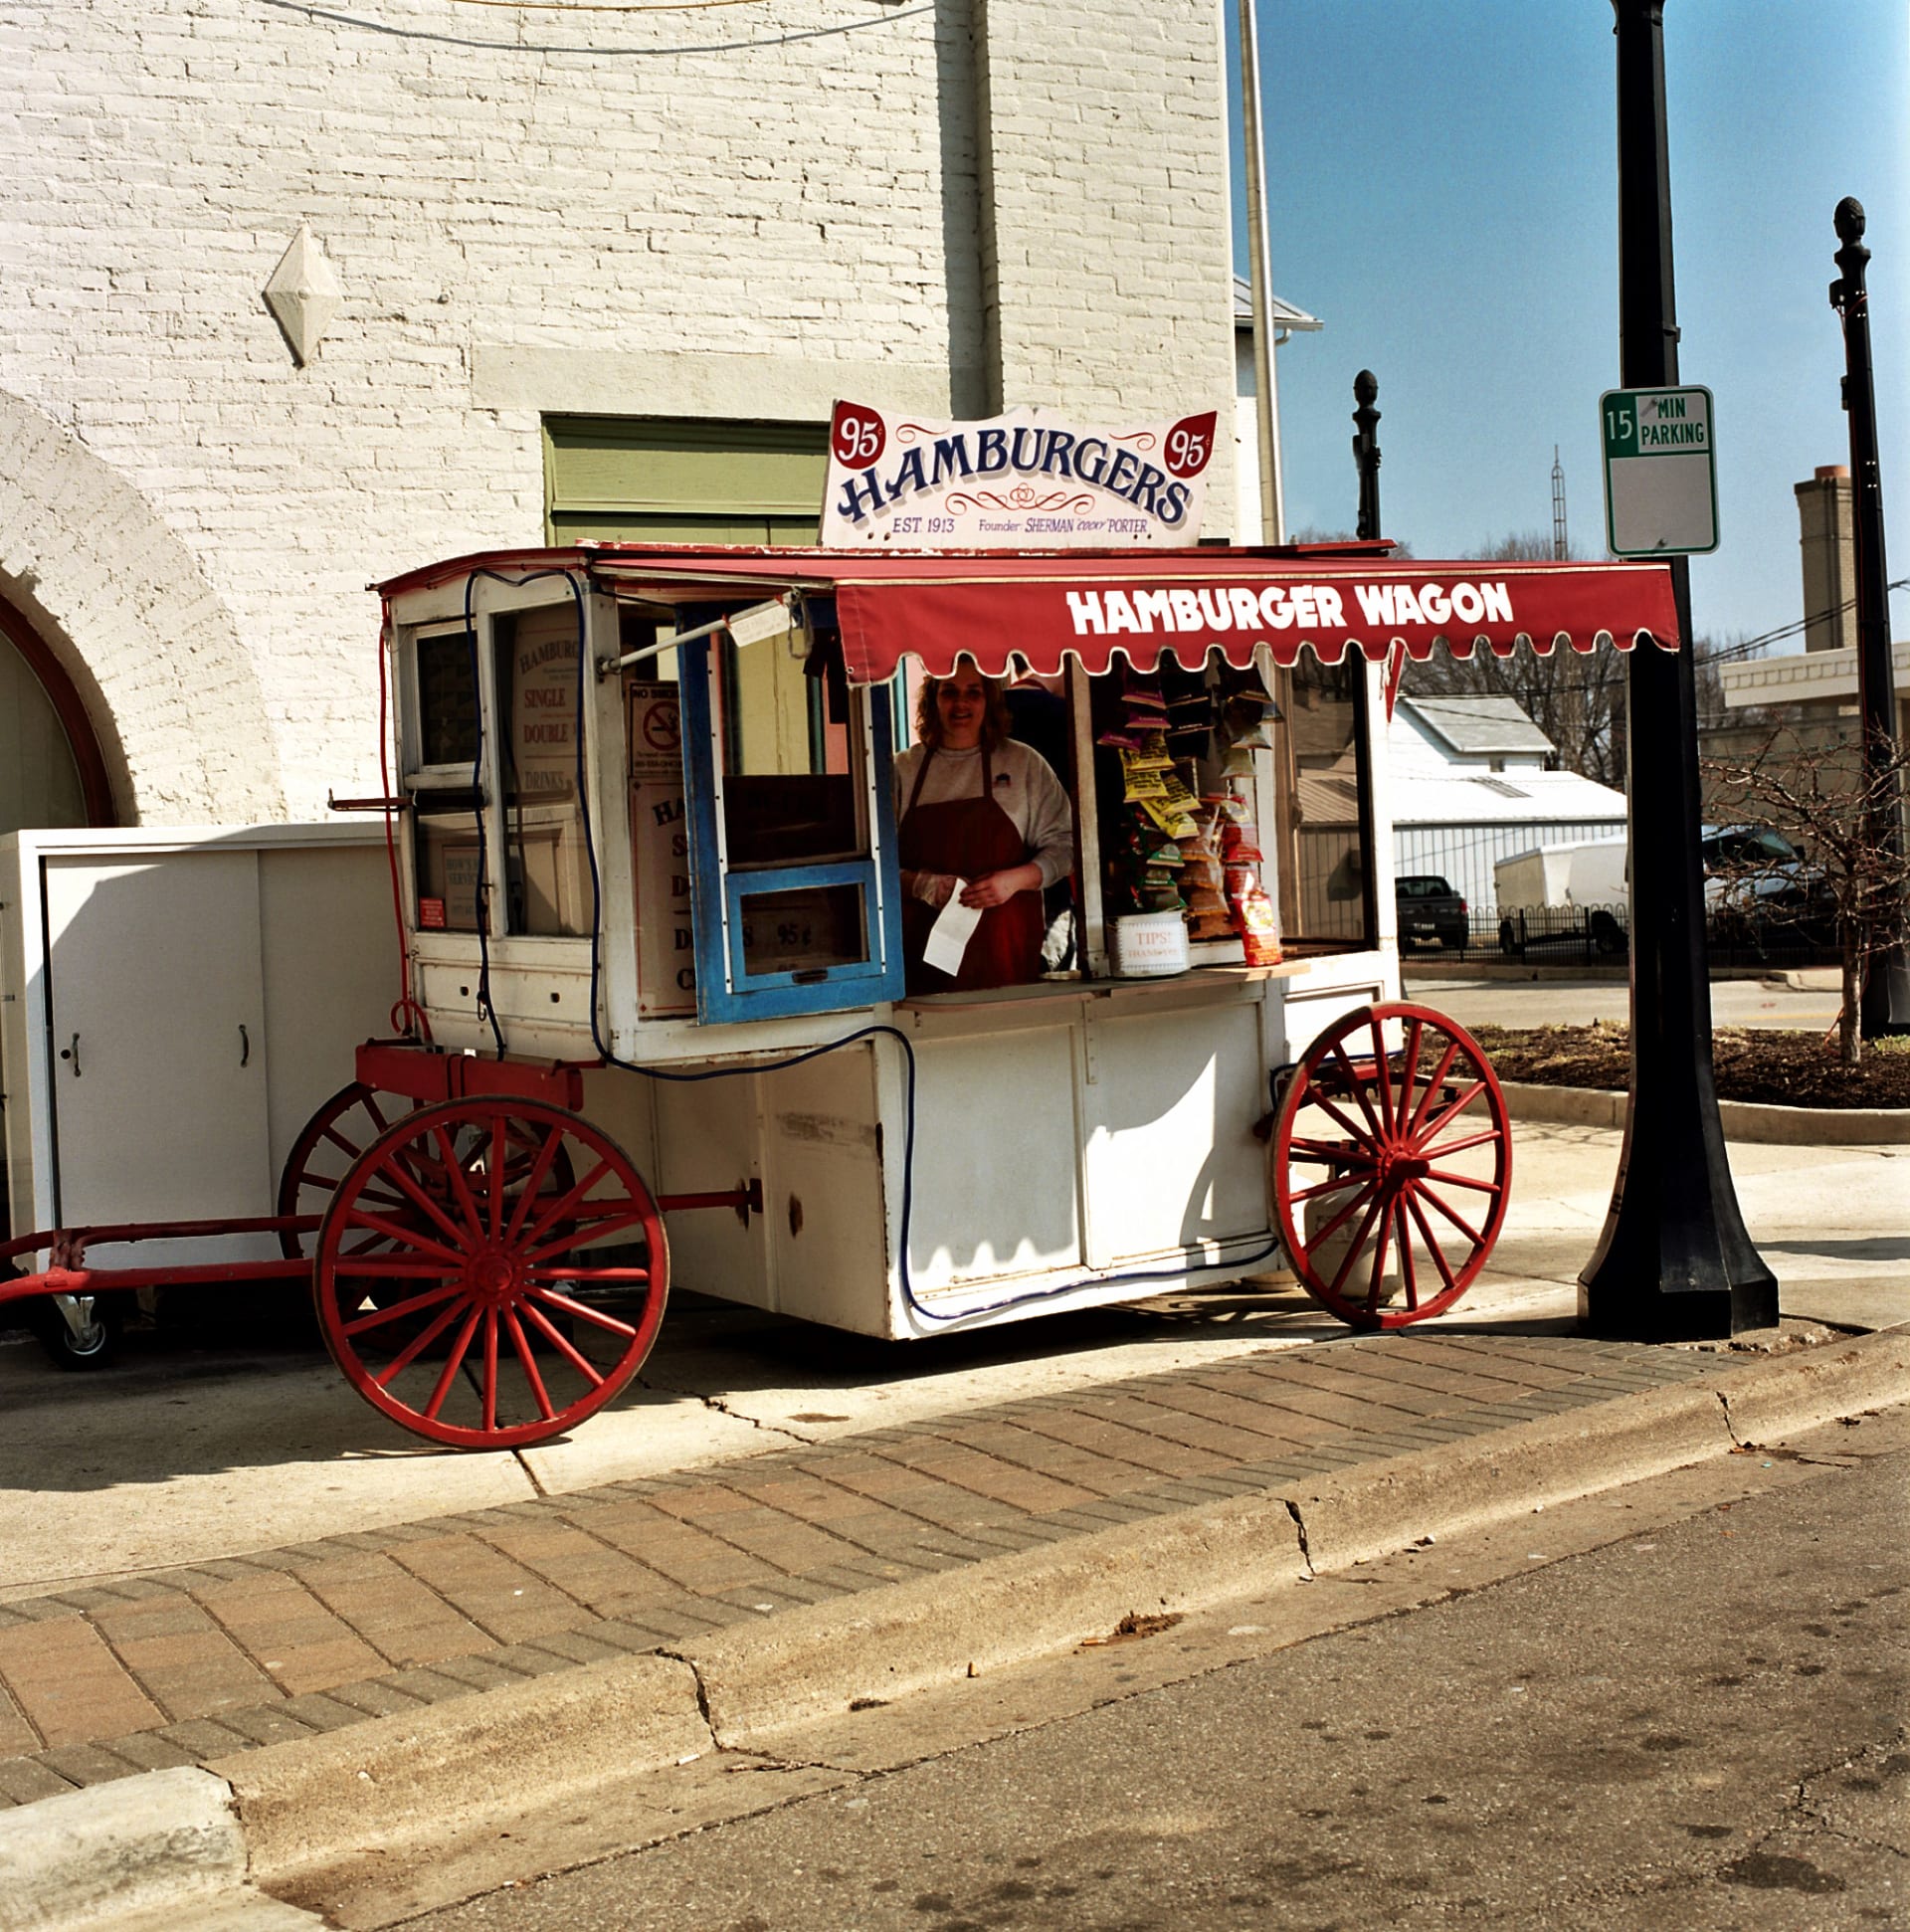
[1232,0,1910,651]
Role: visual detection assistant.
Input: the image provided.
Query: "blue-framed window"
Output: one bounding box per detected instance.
[678,610,904,1023]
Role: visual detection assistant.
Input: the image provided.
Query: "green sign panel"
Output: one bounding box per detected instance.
[1600,385,1718,557]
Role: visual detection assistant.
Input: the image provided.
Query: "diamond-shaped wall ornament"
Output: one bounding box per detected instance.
[264,223,343,365]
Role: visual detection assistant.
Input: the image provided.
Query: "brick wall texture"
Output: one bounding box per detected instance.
[1,0,1237,821]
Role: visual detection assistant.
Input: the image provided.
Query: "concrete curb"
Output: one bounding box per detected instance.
[10,1330,1909,1921]
[1499,1078,1910,1145]
[215,1653,707,1900]
[0,1766,247,1930]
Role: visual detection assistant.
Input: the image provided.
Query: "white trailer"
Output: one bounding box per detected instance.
[1493,837,1629,956]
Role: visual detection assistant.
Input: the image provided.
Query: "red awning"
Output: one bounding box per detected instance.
[446,546,1682,685]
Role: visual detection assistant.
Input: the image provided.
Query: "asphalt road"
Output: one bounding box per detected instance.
[404,1437,1909,1932]
[1405,969,1842,1033]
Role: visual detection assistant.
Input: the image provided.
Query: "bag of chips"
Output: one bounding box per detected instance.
[1235,886,1282,966]
[1121,763,1167,802]
[1141,798,1199,840]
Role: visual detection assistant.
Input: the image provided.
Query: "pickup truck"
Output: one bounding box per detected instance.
[1394,873,1469,950]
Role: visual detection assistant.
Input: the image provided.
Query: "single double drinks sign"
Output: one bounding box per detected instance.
[1600,385,1718,556]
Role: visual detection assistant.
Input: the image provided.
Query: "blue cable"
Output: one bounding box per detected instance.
[441,567,1280,1331]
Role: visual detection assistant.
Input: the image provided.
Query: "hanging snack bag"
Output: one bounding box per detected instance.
[1235,886,1282,966]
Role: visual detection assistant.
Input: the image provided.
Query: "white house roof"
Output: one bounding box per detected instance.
[1389,768,1627,827]
[1233,274,1322,333]
[1397,694,1556,756]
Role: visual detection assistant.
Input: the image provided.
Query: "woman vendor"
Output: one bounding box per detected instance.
[893,658,1073,992]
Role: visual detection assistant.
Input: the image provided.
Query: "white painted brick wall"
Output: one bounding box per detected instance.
[2,0,1236,820]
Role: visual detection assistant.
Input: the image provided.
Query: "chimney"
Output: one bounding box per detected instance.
[1795,465,1855,653]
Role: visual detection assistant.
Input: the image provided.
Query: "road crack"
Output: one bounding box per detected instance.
[1284,1499,1316,1579]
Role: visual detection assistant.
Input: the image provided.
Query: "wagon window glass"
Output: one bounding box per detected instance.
[711,630,870,976]
[1278,656,1377,949]
[408,626,485,934]
[414,630,480,772]
[494,604,592,938]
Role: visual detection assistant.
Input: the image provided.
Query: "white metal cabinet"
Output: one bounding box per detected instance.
[44,852,270,1229]
[0,826,393,1267]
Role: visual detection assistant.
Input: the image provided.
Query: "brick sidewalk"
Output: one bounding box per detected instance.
[0,1330,1714,1808]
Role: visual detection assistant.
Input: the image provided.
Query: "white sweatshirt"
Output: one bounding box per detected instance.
[891,740,1074,888]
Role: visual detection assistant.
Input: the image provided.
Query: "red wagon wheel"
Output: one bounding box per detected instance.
[1270,1002,1511,1330]
[314,1097,668,1449]
[279,1082,419,1258]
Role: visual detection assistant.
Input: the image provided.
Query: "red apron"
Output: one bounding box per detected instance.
[898,747,1045,993]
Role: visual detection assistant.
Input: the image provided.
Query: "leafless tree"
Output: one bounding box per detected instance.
[1703,726,1910,1065]
[1400,532,1627,786]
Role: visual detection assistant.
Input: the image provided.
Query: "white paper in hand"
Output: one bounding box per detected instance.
[921,881,982,977]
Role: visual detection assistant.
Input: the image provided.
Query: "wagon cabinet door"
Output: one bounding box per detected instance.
[42,853,271,1234]
[678,620,904,1025]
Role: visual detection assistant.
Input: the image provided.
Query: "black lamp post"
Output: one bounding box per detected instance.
[1579,0,1777,1339]
[1830,197,1910,1037]
[1353,370,1382,543]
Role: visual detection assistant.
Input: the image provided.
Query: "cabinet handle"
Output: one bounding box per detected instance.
[60,1033,82,1077]
[239,1024,250,1068]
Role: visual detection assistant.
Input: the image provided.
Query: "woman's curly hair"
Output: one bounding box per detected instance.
[914,654,1012,752]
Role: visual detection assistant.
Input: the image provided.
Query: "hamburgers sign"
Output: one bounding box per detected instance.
[821,401,1217,549]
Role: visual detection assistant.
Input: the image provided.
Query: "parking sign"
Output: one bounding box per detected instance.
[1601,386,1718,557]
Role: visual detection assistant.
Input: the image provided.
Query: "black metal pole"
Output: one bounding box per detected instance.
[1579,0,1777,1338]
[1350,371,1382,947]
[1831,197,1910,1036]
[1353,369,1382,542]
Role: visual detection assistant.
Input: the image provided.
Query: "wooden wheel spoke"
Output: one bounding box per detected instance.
[362,1091,394,1135]
[520,1299,607,1387]
[1405,1189,1458,1290]
[504,1309,556,1423]
[521,1158,614,1252]
[319,1124,368,1163]
[373,1294,475,1389]
[522,1203,651,1265]
[524,1286,639,1339]
[341,1282,462,1335]
[1416,1126,1502,1161]
[432,1123,487,1239]
[363,1158,474,1255]
[1405,1040,1462,1138]
[1413,1178,1485,1247]
[1412,1077,1489,1150]
[480,1309,499,1434]
[1288,1172,1369,1206]
[504,1124,571,1245]
[1363,1200,1394,1309]
[1304,1088,1378,1145]
[1399,1018,1425,1121]
[343,1207,466,1264]
[1325,1045,1385,1137]
[1285,1135,1370,1165]
[1328,1194,1387,1298]
[1393,1200,1422,1309]
[1310,1180,1380,1251]
[486,1116,507,1237]
[422,1304,484,1421]
[1368,1015,1397,1132]
[1421,1166,1504,1196]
